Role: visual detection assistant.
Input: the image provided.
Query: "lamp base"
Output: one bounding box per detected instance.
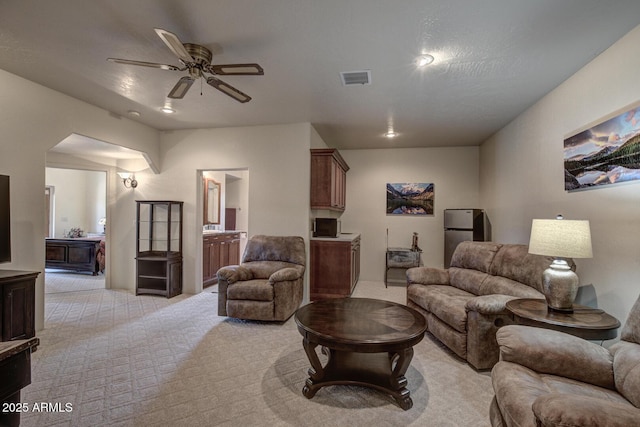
[542,259,578,312]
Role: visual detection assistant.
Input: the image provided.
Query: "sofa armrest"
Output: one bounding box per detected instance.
[406,267,449,286]
[217,265,253,284]
[269,266,305,284]
[533,394,640,427]
[466,294,518,315]
[496,325,614,389]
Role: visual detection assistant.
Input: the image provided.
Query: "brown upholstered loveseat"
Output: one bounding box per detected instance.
[490,295,640,427]
[406,241,563,370]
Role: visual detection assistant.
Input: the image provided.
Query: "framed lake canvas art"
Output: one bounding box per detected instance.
[386,183,434,215]
[564,105,640,191]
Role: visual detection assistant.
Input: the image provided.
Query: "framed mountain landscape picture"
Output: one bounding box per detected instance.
[564,105,640,191]
[386,182,434,215]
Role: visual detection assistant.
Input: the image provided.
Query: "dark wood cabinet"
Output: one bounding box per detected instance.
[310,149,349,211]
[45,238,101,275]
[203,232,241,287]
[0,337,39,427]
[136,201,183,298]
[0,270,38,342]
[310,235,360,300]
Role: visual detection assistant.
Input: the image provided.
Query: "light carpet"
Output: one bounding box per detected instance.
[21,280,493,427]
[44,269,105,293]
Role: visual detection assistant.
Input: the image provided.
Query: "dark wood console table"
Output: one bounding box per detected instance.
[0,337,39,427]
[45,238,101,275]
[506,298,620,341]
[295,298,427,410]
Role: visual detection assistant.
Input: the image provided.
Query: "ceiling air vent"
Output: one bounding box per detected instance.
[340,70,372,86]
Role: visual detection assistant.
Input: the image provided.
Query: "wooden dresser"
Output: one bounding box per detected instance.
[45,238,101,275]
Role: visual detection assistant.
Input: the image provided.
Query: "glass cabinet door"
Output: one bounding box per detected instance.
[136,201,183,256]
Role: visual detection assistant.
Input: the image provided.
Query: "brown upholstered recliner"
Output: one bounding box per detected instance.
[490,295,640,427]
[217,235,306,321]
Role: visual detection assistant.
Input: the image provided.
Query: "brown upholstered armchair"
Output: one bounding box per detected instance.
[217,235,306,321]
[490,295,640,427]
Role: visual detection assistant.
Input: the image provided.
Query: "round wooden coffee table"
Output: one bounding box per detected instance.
[506,298,620,340]
[294,297,427,410]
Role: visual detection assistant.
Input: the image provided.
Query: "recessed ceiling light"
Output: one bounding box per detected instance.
[161,106,175,114]
[127,110,141,117]
[416,54,434,67]
[385,131,398,138]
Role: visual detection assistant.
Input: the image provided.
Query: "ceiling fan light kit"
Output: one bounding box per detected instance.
[107,28,263,102]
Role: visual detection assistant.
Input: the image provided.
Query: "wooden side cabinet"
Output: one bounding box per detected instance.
[136,201,183,298]
[310,235,360,300]
[310,148,349,211]
[0,270,38,342]
[0,337,39,427]
[45,238,101,275]
[203,232,241,287]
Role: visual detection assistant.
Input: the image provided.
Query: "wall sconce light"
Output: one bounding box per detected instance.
[118,172,138,188]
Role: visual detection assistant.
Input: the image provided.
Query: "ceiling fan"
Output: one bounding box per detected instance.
[107,28,263,103]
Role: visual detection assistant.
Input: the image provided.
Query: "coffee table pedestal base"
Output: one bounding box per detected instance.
[302,340,414,410]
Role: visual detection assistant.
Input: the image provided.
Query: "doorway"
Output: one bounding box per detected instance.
[44,167,107,293]
[200,169,249,292]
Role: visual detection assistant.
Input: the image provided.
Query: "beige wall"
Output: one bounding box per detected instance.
[480,25,640,324]
[0,69,160,331]
[340,147,480,281]
[108,123,314,297]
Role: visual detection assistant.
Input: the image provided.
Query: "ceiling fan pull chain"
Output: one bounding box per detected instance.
[200,78,203,96]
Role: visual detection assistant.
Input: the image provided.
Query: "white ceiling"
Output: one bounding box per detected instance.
[2,0,640,151]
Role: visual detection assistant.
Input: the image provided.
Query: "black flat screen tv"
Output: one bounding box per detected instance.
[0,174,10,263]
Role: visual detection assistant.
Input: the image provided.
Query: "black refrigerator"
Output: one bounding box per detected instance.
[444,209,489,268]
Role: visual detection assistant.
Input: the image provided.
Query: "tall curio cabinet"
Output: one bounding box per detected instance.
[136,200,183,298]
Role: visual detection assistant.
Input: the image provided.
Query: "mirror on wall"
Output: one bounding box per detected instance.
[203,177,221,225]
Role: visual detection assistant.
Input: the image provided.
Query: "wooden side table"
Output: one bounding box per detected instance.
[506,298,620,341]
[385,247,421,287]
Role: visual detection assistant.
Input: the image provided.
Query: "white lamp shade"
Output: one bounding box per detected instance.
[528,219,593,259]
[117,172,131,180]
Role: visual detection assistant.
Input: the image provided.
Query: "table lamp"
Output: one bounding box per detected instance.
[528,215,592,312]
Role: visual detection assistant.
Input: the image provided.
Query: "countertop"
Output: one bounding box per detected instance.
[202,230,244,236]
[310,233,360,242]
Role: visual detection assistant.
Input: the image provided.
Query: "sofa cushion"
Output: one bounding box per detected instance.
[611,341,640,408]
[621,295,640,345]
[227,279,273,301]
[408,284,474,333]
[242,235,306,266]
[492,361,628,427]
[241,261,299,280]
[450,241,502,273]
[489,244,557,294]
[449,267,489,295]
[479,275,545,299]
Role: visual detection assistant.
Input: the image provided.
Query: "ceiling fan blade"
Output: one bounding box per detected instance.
[206,76,252,103]
[154,28,194,63]
[206,63,264,76]
[168,76,195,99]
[107,58,182,71]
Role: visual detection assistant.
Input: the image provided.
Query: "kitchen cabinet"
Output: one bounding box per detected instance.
[0,270,38,342]
[310,148,349,211]
[203,232,241,287]
[135,201,183,298]
[310,234,360,300]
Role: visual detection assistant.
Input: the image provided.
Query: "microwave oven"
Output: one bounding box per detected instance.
[313,218,340,237]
